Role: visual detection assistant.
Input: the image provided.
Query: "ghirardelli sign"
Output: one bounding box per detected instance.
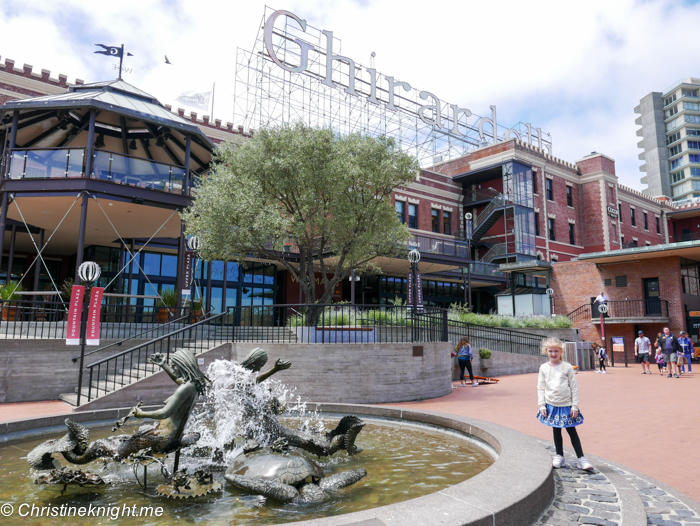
[263,10,552,153]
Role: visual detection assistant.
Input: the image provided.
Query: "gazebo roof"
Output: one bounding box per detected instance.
[2,79,212,146]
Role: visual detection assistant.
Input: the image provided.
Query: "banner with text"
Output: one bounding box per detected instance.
[86,287,104,346]
[182,250,194,295]
[66,286,85,345]
[406,272,424,309]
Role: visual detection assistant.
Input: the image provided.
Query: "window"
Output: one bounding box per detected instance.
[684,101,700,111]
[688,141,700,150]
[673,170,686,183]
[431,209,440,233]
[566,185,573,207]
[615,275,627,287]
[631,208,636,226]
[533,174,537,194]
[546,178,553,201]
[690,154,700,163]
[618,203,623,223]
[656,216,661,234]
[691,167,700,177]
[643,212,648,230]
[443,211,451,235]
[666,105,678,118]
[670,144,683,156]
[671,158,683,169]
[683,89,698,97]
[408,203,417,228]
[687,129,700,137]
[667,131,682,144]
[664,93,677,106]
[686,115,700,124]
[548,218,555,241]
[534,212,540,237]
[395,201,405,224]
[569,223,575,245]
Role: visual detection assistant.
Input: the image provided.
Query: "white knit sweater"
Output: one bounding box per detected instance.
[537,361,579,411]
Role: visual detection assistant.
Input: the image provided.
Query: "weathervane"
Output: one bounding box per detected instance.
[94,44,134,80]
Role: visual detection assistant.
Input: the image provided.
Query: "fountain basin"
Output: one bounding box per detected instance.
[0,404,553,526]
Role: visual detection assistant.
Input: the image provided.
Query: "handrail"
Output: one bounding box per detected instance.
[86,308,229,369]
[474,194,507,231]
[72,311,193,363]
[566,300,670,321]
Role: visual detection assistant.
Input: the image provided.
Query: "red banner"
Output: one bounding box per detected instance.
[86,287,104,346]
[66,286,85,345]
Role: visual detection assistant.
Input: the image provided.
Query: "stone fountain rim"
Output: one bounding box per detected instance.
[0,403,554,526]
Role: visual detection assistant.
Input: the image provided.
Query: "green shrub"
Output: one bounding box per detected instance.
[0,280,24,302]
[159,288,178,307]
[479,348,492,359]
[448,303,572,329]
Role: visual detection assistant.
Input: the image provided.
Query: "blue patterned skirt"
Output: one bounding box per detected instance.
[536,404,584,428]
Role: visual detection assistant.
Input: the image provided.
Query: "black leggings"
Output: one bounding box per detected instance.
[458,358,474,382]
[553,426,584,458]
[599,359,606,371]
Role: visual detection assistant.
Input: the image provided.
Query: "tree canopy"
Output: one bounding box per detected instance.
[182,122,419,305]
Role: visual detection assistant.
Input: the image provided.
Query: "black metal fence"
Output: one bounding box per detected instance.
[446,318,544,356]
[0,297,193,339]
[566,300,669,322]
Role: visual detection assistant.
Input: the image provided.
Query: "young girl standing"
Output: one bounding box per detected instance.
[455,337,479,387]
[537,337,594,470]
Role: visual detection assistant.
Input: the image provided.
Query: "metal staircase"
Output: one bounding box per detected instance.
[471,194,509,242]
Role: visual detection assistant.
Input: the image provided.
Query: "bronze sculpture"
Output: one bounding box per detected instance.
[28,349,207,469]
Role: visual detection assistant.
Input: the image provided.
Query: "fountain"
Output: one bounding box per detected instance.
[0,347,555,525]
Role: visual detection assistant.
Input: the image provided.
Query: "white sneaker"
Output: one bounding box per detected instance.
[552,454,567,468]
[595,370,601,373]
[577,457,594,471]
[472,381,479,387]
[602,371,607,374]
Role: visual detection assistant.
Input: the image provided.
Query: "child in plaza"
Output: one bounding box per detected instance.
[655,348,665,375]
[593,342,607,374]
[455,336,479,387]
[537,337,594,471]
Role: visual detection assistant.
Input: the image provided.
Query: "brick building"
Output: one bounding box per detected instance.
[2,57,700,338]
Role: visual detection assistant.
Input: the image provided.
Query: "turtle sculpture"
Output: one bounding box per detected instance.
[224,446,367,503]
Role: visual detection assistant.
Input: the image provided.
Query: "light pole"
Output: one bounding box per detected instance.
[464,212,473,312]
[76,261,101,406]
[187,236,201,322]
[408,249,420,342]
[546,287,554,316]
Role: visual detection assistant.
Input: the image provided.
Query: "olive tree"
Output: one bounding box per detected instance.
[182,122,419,313]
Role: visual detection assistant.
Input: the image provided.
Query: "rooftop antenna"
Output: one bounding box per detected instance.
[370,52,376,69]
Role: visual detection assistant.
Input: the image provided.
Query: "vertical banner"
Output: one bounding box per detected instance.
[407,271,413,306]
[182,250,194,295]
[86,287,104,346]
[416,272,424,309]
[66,286,85,345]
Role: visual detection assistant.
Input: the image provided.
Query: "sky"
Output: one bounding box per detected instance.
[1,0,699,191]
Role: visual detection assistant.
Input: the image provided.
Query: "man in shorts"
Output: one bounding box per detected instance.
[657,327,682,378]
[678,331,693,374]
[634,330,652,374]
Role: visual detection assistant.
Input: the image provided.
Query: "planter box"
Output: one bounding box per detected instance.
[479,358,493,369]
[296,326,376,343]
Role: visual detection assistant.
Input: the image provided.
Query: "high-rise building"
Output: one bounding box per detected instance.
[637,77,700,202]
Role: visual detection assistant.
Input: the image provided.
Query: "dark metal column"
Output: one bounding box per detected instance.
[116,243,124,296]
[183,136,191,196]
[84,110,97,178]
[74,193,89,282]
[206,260,212,313]
[126,239,135,296]
[8,111,18,151]
[221,260,227,311]
[6,225,16,282]
[33,229,45,291]
[0,192,8,283]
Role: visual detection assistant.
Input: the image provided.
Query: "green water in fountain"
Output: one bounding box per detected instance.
[0,417,495,525]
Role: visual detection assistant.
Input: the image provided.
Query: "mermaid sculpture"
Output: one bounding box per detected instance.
[28,349,208,470]
[237,348,364,457]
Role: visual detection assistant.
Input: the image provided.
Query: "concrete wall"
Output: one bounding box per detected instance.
[0,339,153,403]
[453,349,548,380]
[74,342,453,411]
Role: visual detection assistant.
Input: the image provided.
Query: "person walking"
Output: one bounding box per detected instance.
[592,342,607,373]
[455,337,478,387]
[634,330,652,374]
[537,337,594,471]
[678,331,693,374]
[657,327,682,378]
[655,348,665,375]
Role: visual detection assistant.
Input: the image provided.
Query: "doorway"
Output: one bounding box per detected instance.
[643,278,661,316]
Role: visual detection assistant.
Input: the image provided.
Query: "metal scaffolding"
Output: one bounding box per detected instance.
[233,7,551,171]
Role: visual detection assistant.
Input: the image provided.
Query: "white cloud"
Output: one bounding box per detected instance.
[2,0,699,191]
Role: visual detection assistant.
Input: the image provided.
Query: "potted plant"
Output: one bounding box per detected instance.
[157,288,178,323]
[479,348,493,369]
[1,280,24,321]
